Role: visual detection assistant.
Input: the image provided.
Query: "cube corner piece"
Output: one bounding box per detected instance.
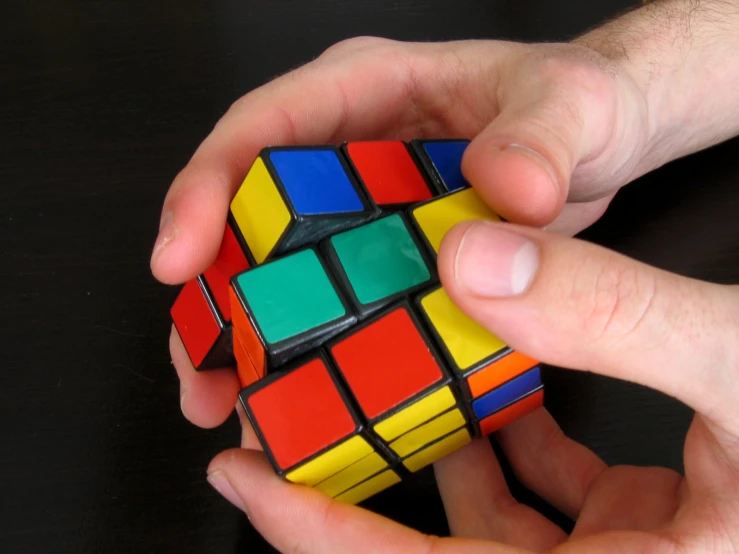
[229,145,377,264]
[409,138,471,194]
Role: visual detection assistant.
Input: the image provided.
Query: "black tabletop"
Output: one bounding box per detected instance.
[2,1,737,552]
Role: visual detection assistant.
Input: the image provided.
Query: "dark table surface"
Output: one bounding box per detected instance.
[2,1,737,552]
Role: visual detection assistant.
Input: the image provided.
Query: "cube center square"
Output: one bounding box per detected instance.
[239,352,363,474]
[410,187,501,257]
[230,146,375,264]
[343,141,434,206]
[327,303,453,429]
[324,213,435,315]
[230,247,355,368]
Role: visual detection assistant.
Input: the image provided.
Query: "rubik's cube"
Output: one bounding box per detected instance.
[171,139,544,505]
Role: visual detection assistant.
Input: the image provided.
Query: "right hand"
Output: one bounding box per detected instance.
[155,36,660,429]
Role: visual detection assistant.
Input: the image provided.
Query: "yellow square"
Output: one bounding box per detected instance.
[373,386,456,442]
[230,156,292,263]
[411,188,500,254]
[388,408,466,457]
[285,435,372,487]
[314,452,387,498]
[403,428,472,472]
[420,287,507,370]
[334,469,401,505]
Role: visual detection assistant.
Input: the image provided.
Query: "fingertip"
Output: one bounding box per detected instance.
[462,139,564,227]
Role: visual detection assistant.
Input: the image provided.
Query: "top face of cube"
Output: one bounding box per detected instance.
[242,353,360,471]
[413,139,470,192]
[231,248,350,346]
[410,188,501,256]
[324,213,435,313]
[417,286,508,373]
[328,303,449,420]
[343,141,435,206]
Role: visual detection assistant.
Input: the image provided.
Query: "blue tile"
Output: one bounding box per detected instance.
[423,141,469,192]
[472,367,542,420]
[269,149,364,216]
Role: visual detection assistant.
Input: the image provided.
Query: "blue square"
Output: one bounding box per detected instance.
[472,367,541,419]
[423,141,470,192]
[268,149,365,216]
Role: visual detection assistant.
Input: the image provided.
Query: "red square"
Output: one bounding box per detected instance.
[346,141,433,205]
[329,306,445,419]
[244,356,358,471]
[203,223,251,321]
[170,278,222,368]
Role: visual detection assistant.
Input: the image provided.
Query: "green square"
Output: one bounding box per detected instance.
[234,249,347,344]
[330,214,431,305]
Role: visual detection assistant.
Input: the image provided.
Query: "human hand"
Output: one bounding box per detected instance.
[159,35,661,428]
[206,221,739,553]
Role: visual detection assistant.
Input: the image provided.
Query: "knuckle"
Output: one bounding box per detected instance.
[571,254,659,343]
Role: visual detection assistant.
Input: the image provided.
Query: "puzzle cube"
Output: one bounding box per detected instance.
[238,350,401,504]
[409,187,501,259]
[170,221,252,371]
[229,146,376,264]
[229,247,356,375]
[321,213,436,319]
[327,302,473,473]
[342,140,437,209]
[417,286,543,435]
[409,139,471,193]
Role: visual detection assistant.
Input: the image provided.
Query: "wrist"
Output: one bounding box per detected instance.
[574,0,739,173]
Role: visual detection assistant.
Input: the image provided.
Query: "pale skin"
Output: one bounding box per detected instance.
[152,0,739,551]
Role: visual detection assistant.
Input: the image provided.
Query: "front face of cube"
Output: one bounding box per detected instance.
[410,187,502,258]
[324,214,436,317]
[417,287,543,435]
[239,353,400,503]
[328,304,472,473]
[229,248,355,374]
[229,147,374,263]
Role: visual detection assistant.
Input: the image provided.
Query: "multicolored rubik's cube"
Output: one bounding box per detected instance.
[171,139,544,505]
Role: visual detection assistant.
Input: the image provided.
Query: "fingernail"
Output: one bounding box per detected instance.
[455,223,539,297]
[152,211,176,262]
[207,470,247,513]
[504,144,560,192]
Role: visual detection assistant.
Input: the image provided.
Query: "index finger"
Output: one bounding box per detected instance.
[150,37,424,285]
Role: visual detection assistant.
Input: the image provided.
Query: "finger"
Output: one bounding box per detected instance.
[150,37,428,285]
[234,400,262,451]
[542,195,614,236]
[436,220,739,434]
[205,448,529,554]
[170,326,240,428]
[462,51,639,227]
[494,408,607,520]
[433,437,567,550]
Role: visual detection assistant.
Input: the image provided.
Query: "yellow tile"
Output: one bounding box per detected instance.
[230,156,292,263]
[421,287,507,370]
[285,435,373,487]
[389,408,466,457]
[334,469,401,505]
[403,428,472,472]
[315,452,387,498]
[373,386,455,441]
[411,188,500,254]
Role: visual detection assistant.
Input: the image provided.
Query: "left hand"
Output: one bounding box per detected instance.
[206,220,739,553]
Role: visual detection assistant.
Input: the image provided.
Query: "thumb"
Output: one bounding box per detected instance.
[437,220,739,433]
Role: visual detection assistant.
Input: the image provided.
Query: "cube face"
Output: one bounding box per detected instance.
[170,277,232,370]
[328,304,451,423]
[411,139,470,193]
[230,147,375,263]
[230,248,356,368]
[240,353,362,473]
[324,214,436,317]
[343,141,435,207]
[410,187,501,257]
